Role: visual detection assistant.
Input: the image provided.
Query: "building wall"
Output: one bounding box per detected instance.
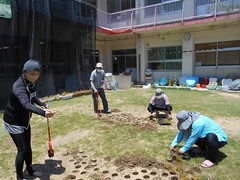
[97,24,240,83]
[96,0,240,84]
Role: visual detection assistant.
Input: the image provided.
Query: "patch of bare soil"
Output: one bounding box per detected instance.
[214,117,240,138]
[213,90,240,98]
[18,104,239,180]
[100,109,158,131]
[30,148,199,180]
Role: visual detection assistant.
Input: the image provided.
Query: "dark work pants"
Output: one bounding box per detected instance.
[195,133,227,163]
[147,103,172,115]
[10,126,34,180]
[92,88,109,113]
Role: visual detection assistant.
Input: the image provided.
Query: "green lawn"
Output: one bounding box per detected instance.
[0,88,239,179]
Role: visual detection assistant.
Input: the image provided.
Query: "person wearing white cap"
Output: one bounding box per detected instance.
[90,62,111,114]
[170,110,228,168]
[147,88,172,119]
[3,60,55,179]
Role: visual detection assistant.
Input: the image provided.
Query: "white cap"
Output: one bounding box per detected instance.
[96,63,103,69]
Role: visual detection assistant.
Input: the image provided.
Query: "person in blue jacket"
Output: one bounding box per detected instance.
[170,110,228,168]
[3,60,55,179]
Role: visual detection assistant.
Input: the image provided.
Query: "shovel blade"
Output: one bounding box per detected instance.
[48,149,54,158]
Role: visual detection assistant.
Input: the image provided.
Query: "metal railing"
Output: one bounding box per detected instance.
[97,0,240,30]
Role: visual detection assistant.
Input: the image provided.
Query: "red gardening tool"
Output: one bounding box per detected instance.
[96,91,102,117]
[47,117,54,158]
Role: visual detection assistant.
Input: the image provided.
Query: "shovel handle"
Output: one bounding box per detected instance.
[96,91,102,116]
[47,117,54,157]
[47,118,51,141]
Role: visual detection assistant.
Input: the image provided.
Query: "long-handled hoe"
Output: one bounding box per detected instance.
[47,117,54,158]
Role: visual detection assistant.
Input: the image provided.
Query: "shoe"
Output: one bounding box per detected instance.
[17,177,26,180]
[167,114,172,120]
[201,160,215,168]
[158,118,164,125]
[104,110,111,114]
[25,170,43,177]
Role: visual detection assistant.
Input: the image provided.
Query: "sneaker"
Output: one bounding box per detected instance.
[18,177,26,180]
[158,118,164,125]
[25,170,43,177]
[167,114,172,120]
[104,110,111,114]
[154,110,159,115]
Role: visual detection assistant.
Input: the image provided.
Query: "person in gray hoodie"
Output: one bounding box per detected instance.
[90,62,111,115]
[3,60,55,179]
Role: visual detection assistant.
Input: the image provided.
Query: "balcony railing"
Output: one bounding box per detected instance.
[97,0,240,30]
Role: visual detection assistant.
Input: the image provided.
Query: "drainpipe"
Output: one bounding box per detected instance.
[135,33,141,83]
[214,0,217,20]
[131,10,133,29]
[154,5,157,28]
[181,0,185,24]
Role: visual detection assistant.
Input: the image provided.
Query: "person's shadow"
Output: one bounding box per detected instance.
[189,146,228,164]
[25,159,65,180]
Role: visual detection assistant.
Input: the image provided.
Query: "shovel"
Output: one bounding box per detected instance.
[96,91,102,117]
[47,117,54,158]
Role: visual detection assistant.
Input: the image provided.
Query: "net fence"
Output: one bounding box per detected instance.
[0,0,96,109]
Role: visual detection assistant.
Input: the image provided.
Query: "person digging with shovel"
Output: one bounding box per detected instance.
[90,62,111,115]
[2,60,55,180]
[170,110,228,168]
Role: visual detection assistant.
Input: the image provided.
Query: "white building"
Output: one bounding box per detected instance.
[96,0,240,84]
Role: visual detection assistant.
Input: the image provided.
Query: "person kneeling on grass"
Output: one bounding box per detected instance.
[147,88,172,119]
[170,110,228,168]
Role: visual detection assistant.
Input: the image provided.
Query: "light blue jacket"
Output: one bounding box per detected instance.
[170,115,228,153]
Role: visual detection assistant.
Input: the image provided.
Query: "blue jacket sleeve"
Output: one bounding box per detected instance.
[180,125,204,152]
[170,131,184,147]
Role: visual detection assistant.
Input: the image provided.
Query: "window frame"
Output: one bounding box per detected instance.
[112,49,137,74]
[195,40,240,67]
[148,46,182,71]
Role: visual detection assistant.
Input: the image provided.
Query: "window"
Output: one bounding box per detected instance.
[218,51,240,65]
[145,0,182,17]
[145,0,174,6]
[145,0,161,6]
[148,46,182,70]
[112,49,136,74]
[107,0,135,13]
[196,0,213,6]
[195,40,240,66]
[0,0,12,19]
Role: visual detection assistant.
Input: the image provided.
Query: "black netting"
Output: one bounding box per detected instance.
[0,0,96,109]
